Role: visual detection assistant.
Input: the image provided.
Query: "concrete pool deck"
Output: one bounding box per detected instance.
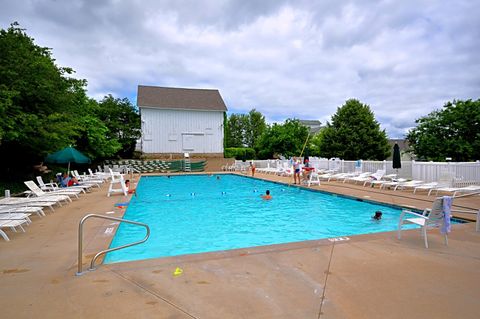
[1,172,479,318]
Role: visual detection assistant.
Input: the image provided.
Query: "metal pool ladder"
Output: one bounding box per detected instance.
[76,214,150,276]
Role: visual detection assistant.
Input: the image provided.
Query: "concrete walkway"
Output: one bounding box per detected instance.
[1,173,479,318]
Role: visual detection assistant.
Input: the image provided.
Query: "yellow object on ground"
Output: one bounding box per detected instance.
[173,267,183,277]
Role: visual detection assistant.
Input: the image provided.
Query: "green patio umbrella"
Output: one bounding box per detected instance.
[392,143,401,171]
[45,146,91,174]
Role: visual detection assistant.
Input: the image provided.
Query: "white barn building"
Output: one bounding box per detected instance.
[137,85,227,156]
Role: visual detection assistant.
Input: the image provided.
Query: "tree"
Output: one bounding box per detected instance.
[255,119,309,159]
[225,114,245,147]
[314,99,390,160]
[406,99,480,161]
[0,22,89,175]
[244,109,267,148]
[0,22,140,181]
[97,95,141,158]
[225,109,267,148]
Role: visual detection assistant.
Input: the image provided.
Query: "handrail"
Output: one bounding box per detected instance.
[76,214,150,276]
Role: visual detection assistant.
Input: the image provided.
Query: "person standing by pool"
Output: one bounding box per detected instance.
[261,190,272,200]
[250,162,256,177]
[293,158,301,184]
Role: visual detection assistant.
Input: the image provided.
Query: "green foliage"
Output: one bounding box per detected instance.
[244,109,267,148]
[314,99,390,160]
[97,95,141,158]
[225,109,267,148]
[223,112,228,149]
[226,114,246,147]
[406,99,480,161]
[74,115,122,159]
[309,130,324,157]
[255,119,309,159]
[0,22,140,181]
[224,147,256,160]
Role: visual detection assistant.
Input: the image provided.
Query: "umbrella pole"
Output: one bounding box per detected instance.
[299,132,311,158]
[68,162,71,175]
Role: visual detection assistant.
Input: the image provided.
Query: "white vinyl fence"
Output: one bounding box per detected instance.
[238,158,480,186]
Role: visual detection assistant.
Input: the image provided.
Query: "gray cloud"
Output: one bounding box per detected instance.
[2,0,479,138]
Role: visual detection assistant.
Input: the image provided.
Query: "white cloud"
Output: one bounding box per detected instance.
[1,0,479,138]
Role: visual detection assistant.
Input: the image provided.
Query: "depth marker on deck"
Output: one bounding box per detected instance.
[328,237,350,242]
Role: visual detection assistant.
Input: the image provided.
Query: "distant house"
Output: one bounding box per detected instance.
[137,85,227,156]
[299,120,322,134]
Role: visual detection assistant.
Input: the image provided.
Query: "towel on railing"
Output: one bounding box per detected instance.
[441,196,453,234]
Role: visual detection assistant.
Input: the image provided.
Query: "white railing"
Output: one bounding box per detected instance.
[236,158,480,185]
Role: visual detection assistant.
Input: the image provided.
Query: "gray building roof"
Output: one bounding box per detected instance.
[299,119,323,134]
[137,85,227,111]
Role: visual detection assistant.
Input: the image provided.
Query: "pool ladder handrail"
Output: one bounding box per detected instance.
[76,214,150,276]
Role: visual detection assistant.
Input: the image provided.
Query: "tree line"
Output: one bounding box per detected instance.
[0,23,140,180]
[225,97,480,162]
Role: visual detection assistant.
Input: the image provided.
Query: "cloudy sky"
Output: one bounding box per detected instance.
[2,0,479,137]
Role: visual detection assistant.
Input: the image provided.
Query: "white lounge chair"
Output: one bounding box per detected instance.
[398,197,451,248]
[318,171,345,182]
[342,172,372,184]
[413,182,438,194]
[350,170,386,186]
[365,174,397,188]
[393,180,424,191]
[0,197,57,212]
[0,218,30,241]
[0,211,32,223]
[36,176,85,195]
[453,185,480,197]
[24,181,73,203]
[0,205,45,218]
[380,178,407,190]
[88,168,110,180]
[72,170,104,186]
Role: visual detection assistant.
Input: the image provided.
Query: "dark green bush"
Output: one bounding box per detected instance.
[224,148,256,160]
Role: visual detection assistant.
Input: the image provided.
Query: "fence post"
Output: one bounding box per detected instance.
[411,160,416,180]
[383,160,387,172]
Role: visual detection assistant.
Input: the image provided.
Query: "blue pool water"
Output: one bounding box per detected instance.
[104,174,411,264]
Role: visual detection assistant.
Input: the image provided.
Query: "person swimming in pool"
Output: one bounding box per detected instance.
[261,190,272,200]
[372,211,382,220]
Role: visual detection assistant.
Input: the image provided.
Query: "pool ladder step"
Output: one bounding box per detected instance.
[184,158,191,172]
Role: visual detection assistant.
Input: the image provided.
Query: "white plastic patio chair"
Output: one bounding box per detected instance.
[107,174,128,197]
[307,170,320,187]
[397,197,451,248]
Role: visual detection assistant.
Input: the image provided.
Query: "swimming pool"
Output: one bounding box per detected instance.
[104,174,412,263]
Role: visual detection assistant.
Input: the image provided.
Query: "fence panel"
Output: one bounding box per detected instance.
[237,158,479,184]
[412,161,480,185]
